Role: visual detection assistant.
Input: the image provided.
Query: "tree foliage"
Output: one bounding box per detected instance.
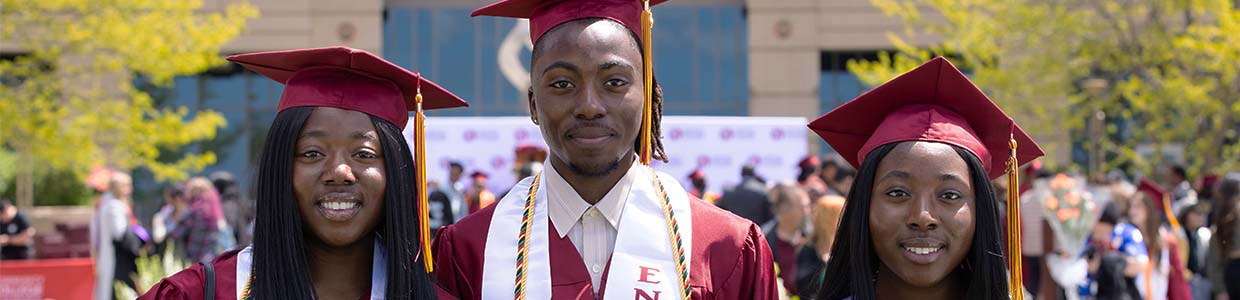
[849,0,1240,177]
[0,0,258,205]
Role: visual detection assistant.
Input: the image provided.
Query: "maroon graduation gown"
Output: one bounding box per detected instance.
[433,194,778,300]
[138,249,455,300]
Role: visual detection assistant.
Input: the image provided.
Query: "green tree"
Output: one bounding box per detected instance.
[0,0,258,206]
[848,0,1240,178]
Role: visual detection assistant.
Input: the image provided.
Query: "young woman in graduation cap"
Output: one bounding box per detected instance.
[806,57,1043,300]
[140,46,468,300]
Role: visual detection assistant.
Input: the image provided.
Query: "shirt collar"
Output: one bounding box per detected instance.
[545,157,640,238]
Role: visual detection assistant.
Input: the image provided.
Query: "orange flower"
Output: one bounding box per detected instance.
[1046,196,1060,210]
[1066,192,1081,206]
[1057,208,1072,221]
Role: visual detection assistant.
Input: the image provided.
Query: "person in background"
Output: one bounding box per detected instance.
[797,194,845,297]
[763,183,812,296]
[1089,201,1145,300]
[150,183,187,255]
[818,154,844,196]
[1019,168,1055,297]
[1208,172,1240,300]
[717,164,774,226]
[1166,165,1197,215]
[1132,179,1191,300]
[211,171,252,246]
[688,169,720,204]
[1178,202,1212,300]
[466,171,496,213]
[443,161,467,221]
[798,156,830,200]
[168,177,236,263]
[91,171,144,300]
[0,199,35,260]
[829,165,856,198]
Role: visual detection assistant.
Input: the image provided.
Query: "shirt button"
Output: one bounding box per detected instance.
[591,265,602,273]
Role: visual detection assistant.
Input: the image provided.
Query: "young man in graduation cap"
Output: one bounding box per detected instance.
[432,1,778,299]
[141,46,467,300]
[807,57,1043,300]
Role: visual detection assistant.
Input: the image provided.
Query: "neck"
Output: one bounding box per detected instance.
[307,235,375,299]
[551,153,635,205]
[776,220,802,243]
[874,264,967,300]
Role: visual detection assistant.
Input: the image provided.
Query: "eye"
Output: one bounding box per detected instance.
[354,150,379,159]
[605,78,628,87]
[299,150,324,158]
[549,80,575,89]
[941,191,963,201]
[885,189,910,198]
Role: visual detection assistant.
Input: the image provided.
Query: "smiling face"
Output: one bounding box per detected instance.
[293,107,386,247]
[869,141,976,288]
[529,19,644,177]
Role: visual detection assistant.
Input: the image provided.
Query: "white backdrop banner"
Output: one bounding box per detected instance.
[405,116,809,195]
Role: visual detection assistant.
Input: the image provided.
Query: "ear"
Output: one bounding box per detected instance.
[527,87,539,125]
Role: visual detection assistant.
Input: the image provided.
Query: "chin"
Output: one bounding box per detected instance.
[894,267,953,287]
[312,227,369,247]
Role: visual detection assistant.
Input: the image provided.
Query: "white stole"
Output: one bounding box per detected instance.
[235,239,388,299]
[482,166,693,299]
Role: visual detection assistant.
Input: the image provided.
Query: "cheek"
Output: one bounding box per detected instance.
[360,166,386,197]
[949,201,976,245]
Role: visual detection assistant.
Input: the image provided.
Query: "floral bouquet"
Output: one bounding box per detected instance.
[1042,174,1098,255]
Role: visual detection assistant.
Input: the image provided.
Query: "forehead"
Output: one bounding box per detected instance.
[533,19,641,66]
[300,107,379,136]
[876,141,972,182]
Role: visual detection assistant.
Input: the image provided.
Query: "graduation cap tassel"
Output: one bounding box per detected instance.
[1162,192,1182,233]
[1006,132,1024,300]
[639,0,654,166]
[415,77,435,273]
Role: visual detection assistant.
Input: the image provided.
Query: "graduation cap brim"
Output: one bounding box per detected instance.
[227,46,468,112]
[807,57,1044,179]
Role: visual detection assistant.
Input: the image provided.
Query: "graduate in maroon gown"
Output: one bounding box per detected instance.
[139,46,468,300]
[433,1,778,299]
[806,57,1044,300]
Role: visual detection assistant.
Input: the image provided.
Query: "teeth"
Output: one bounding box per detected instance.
[321,202,358,210]
[904,246,942,255]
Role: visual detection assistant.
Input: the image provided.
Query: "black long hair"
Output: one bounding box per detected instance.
[811,143,1009,300]
[252,106,436,299]
[528,17,668,163]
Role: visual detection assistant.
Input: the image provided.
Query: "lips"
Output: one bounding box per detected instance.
[316,192,362,222]
[566,126,616,145]
[899,238,946,265]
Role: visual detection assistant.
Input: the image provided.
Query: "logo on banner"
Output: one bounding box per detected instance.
[515,129,530,141]
[771,128,785,141]
[669,128,683,141]
[697,155,711,166]
[748,155,762,166]
[464,130,478,142]
[491,156,506,170]
[720,128,735,141]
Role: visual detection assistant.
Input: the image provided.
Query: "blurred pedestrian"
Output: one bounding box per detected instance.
[817,154,844,196]
[797,156,829,200]
[211,171,252,246]
[1208,172,1240,300]
[0,199,35,260]
[1178,202,1212,300]
[466,171,496,213]
[1019,168,1055,297]
[1166,165,1198,215]
[688,169,720,204]
[91,171,145,300]
[796,194,845,298]
[717,164,773,226]
[1132,178,1191,300]
[763,183,811,296]
[168,177,236,263]
[443,161,467,221]
[1089,202,1144,300]
[150,183,187,254]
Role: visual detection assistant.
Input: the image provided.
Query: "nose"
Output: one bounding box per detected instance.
[322,158,356,185]
[573,86,606,120]
[905,196,938,231]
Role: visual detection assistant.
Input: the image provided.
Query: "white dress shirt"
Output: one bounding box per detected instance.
[545,159,639,293]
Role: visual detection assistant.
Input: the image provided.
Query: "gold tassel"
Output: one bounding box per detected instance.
[1007,132,1023,300]
[415,77,434,272]
[639,0,654,166]
[1162,193,1182,233]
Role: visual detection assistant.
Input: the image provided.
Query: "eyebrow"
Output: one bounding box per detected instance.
[542,61,579,75]
[599,60,634,71]
[878,170,910,181]
[940,173,968,183]
[300,130,377,140]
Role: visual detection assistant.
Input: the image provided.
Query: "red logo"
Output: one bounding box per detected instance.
[669,128,683,141]
[491,156,506,169]
[515,129,529,141]
[748,155,762,166]
[720,128,734,141]
[464,130,477,142]
[697,155,711,166]
[771,128,785,140]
